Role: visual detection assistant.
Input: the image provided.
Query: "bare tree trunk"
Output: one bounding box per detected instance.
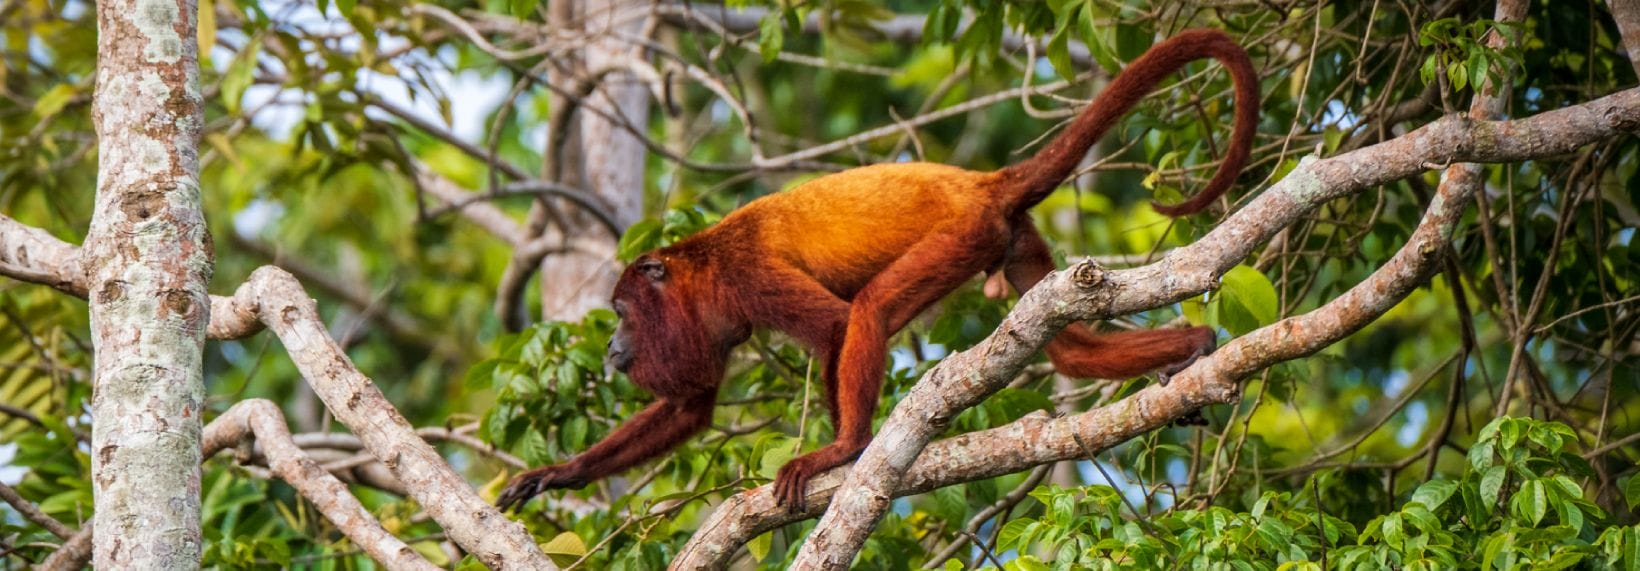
[83,0,210,566]
[1611,0,1640,78]
[538,0,649,321]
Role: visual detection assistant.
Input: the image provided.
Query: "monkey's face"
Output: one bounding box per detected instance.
[607,254,722,397]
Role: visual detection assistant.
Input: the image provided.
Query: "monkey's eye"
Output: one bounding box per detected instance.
[636,258,667,281]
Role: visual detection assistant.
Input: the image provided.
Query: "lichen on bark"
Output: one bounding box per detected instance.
[84,0,210,567]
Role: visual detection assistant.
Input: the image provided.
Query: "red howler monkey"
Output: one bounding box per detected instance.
[497,29,1259,511]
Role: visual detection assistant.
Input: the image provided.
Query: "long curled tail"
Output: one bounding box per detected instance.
[995,29,1259,217]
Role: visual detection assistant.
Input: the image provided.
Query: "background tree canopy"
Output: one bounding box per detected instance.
[1,0,1638,568]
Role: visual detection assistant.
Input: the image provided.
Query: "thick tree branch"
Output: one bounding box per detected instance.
[774,86,1640,568]
[0,214,266,339]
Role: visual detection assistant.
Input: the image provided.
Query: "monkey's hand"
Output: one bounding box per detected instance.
[496,464,588,512]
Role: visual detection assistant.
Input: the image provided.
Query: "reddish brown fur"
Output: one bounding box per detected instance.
[497,29,1260,512]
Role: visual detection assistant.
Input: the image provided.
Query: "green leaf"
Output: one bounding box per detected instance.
[1045,26,1075,80]
[1411,479,1459,511]
[1448,61,1468,91]
[1518,479,1548,526]
[1468,51,1488,91]
[518,429,550,466]
[997,519,1036,550]
[540,531,587,567]
[1382,513,1406,548]
[463,359,499,391]
[617,219,664,261]
[758,438,799,479]
[1217,265,1279,335]
[1500,418,1524,450]
[1481,465,1507,507]
[746,532,775,563]
[758,14,785,64]
[562,416,589,450]
[1114,22,1152,61]
[1469,440,1496,471]
[1623,476,1640,510]
[1536,550,1585,571]
[932,485,967,524]
[222,40,263,114]
[32,84,77,120]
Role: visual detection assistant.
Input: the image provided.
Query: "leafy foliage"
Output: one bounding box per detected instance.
[990,418,1634,571]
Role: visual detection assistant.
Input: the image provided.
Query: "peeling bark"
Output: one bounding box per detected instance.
[82,0,211,566]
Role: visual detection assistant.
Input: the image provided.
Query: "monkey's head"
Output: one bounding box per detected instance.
[606,252,727,395]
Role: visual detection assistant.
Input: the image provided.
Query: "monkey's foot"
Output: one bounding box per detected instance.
[773,457,821,513]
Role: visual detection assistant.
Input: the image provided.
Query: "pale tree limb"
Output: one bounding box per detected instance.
[0,214,265,341]
[202,399,440,571]
[782,85,1640,568]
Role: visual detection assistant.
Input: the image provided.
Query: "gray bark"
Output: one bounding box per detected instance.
[82,0,211,566]
[1611,0,1640,78]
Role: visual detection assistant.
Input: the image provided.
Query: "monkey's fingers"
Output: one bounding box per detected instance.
[495,478,540,512]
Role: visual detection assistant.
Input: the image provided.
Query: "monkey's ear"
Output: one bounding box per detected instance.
[637,258,667,282]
